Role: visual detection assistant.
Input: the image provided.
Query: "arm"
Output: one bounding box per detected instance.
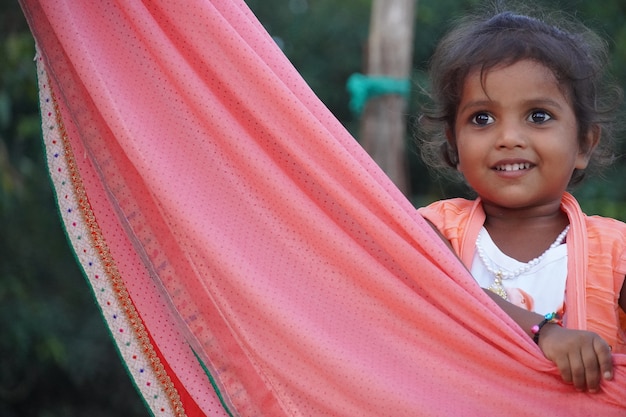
[484,289,613,392]
[422,219,613,392]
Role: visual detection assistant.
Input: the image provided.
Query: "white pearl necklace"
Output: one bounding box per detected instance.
[476,225,570,300]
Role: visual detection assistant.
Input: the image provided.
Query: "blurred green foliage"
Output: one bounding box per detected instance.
[2,0,626,416]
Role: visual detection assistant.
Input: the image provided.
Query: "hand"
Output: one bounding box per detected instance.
[538,324,613,392]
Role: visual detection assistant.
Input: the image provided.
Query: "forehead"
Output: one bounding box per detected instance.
[461,60,572,105]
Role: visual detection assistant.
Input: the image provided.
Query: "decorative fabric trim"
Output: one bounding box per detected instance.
[36,51,186,417]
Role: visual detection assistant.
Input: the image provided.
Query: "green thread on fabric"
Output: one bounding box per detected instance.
[346,72,410,116]
[191,348,236,417]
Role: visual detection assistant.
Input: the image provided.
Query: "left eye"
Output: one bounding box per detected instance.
[528,111,552,123]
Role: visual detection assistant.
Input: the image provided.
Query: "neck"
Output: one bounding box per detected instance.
[481,198,566,229]
[480,198,569,262]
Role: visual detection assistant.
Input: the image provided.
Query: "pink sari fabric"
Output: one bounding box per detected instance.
[20,1,626,415]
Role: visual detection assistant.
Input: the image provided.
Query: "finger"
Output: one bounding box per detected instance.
[581,344,601,392]
[554,356,573,385]
[567,352,587,391]
[593,337,614,382]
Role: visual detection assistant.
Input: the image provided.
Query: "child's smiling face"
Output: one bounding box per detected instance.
[452,59,597,213]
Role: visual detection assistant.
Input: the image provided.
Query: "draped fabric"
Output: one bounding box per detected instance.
[20,1,626,416]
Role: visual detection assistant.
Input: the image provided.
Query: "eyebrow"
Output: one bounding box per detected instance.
[458,98,566,114]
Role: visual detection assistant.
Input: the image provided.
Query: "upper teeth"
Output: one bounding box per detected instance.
[496,163,531,171]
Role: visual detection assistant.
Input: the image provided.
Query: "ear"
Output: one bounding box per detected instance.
[575,125,600,170]
[445,126,454,143]
[445,127,461,170]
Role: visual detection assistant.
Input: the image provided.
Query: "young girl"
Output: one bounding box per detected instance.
[418,10,626,393]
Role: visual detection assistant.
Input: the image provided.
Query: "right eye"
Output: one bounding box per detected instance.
[471,112,494,126]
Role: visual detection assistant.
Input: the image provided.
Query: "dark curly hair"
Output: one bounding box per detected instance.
[417,8,622,186]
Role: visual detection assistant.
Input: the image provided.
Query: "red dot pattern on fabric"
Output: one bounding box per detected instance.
[24,0,626,416]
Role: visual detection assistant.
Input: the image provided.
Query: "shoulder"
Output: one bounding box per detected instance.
[417,197,477,234]
[418,198,475,219]
[585,213,626,231]
[584,214,626,271]
[418,198,481,260]
[563,193,626,252]
[585,214,626,246]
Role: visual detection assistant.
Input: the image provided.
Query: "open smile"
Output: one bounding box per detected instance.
[493,162,533,172]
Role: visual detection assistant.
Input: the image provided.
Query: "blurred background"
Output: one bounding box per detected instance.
[2,1,626,415]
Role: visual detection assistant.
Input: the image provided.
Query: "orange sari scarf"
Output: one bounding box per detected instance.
[20,1,626,415]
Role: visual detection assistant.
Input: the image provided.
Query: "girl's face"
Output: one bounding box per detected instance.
[453,59,596,213]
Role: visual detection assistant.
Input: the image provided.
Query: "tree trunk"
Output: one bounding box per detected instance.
[360,0,416,196]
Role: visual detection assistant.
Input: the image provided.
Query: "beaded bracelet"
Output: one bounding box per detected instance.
[531,312,563,344]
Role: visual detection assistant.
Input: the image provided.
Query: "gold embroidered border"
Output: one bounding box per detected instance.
[52,94,187,417]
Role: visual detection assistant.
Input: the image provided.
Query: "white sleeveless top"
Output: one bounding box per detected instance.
[470,227,567,316]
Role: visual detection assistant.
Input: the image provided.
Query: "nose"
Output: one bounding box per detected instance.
[495,119,527,149]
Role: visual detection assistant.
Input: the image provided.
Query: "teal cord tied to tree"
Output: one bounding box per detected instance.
[346,73,411,116]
